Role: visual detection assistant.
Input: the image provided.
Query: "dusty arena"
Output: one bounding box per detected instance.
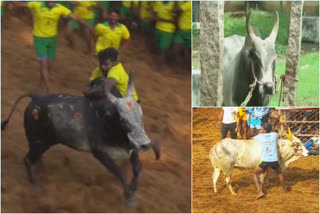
[192,108,319,213]
[1,13,191,213]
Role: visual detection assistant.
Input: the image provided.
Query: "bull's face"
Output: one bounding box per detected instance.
[105,73,160,159]
[290,135,309,157]
[114,97,151,151]
[246,10,278,104]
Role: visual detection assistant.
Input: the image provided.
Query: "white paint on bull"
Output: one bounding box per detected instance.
[209,135,308,195]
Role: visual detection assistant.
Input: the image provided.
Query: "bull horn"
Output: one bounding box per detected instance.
[126,72,135,97]
[104,80,117,103]
[286,127,293,141]
[150,140,160,160]
[246,10,258,42]
[267,11,279,43]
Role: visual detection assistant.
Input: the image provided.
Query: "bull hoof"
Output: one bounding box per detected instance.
[232,192,237,196]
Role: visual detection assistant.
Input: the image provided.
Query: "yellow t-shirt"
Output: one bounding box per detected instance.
[122,1,139,8]
[90,64,139,101]
[95,22,130,53]
[27,2,71,37]
[73,1,96,20]
[140,1,152,21]
[155,1,176,33]
[178,1,191,31]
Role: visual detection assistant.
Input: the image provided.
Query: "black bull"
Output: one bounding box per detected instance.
[1,92,160,203]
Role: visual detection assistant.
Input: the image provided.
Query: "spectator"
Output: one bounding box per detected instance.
[219,107,238,139]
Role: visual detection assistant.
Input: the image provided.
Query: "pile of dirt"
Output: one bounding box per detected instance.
[192,108,319,213]
[1,14,191,213]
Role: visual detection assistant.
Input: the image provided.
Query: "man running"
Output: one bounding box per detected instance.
[13,1,94,93]
[95,9,131,53]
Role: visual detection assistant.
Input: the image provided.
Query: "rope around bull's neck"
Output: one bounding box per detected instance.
[240,62,261,107]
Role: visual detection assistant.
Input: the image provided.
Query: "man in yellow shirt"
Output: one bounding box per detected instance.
[13,1,93,93]
[65,1,97,54]
[153,1,176,65]
[84,48,139,102]
[95,9,131,53]
[173,1,191,70]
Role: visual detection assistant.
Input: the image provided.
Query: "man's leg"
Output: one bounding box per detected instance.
[230,122,237,139]
[242,120,248,139]
[274,166,287,193]
[253,165,264,199]
[65,21,78,49]
[221,123,228,139]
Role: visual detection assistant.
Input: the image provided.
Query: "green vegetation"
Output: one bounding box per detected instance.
[269,53,319,106]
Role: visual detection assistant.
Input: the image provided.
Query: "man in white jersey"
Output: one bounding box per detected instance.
[219,107,238,139]
[253,122,287,200]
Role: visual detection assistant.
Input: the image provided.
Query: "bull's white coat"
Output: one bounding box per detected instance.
[209,135,309,195]
[223,35,245,106]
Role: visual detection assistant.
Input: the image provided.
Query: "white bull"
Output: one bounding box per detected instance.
[209,135,309,195]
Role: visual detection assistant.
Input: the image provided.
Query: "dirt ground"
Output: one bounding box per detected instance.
[192,108,319,213]
[1,13,191,213]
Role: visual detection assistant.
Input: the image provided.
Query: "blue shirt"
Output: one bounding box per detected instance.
[254,132,279,162]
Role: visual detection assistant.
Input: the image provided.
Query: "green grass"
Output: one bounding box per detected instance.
[269,53,319,106]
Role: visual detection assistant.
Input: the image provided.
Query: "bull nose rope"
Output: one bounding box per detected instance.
[277,75,298,106]
[240,62,261,106]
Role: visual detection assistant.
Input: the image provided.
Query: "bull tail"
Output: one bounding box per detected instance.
[1,93,36,131]
[209,145,218,168]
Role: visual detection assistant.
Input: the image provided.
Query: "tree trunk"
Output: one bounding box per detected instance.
[283,1,304,106]
[199,1,224,106]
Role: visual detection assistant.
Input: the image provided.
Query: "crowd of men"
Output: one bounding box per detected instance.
[1,1,191,94]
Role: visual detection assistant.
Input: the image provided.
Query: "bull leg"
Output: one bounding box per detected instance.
[129,150,141,192]
[25,141,52,185]
[212,168,221,193]
[92,150,133,204]
[225,174,237,195]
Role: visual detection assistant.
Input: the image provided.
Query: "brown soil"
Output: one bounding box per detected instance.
[192,108,319,213]
[1,14,191,213]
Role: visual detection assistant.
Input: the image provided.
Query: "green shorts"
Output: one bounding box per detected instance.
[68,19,94,30]
[100,1,111,10]
[155,29,174,50]
[33,36,57,60]
[140,20,154,33]
[93,9,100,20]
[120,6,135,21]
[120,6,129,16]
[174,30,191,49]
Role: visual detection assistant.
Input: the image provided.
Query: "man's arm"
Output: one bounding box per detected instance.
[83,82,105,98]
[67,13,94,35]
[219,109,224,124]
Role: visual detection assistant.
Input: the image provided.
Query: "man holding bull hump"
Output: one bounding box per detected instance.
[253,122,287,200]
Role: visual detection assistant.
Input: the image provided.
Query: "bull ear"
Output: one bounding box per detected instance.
[126,72,135,97]
[267,11,279,43]
[286,127,293,141]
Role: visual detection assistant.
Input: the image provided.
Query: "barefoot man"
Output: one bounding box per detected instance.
[253,122,287,199]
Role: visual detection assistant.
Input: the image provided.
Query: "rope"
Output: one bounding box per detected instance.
[277,75,298,106]
[240,62,260,107]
